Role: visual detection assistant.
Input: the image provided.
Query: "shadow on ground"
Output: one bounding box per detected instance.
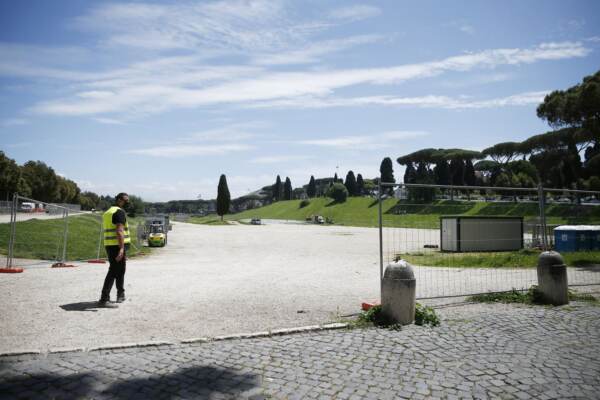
[59,301,112,312]
[0,366,263,399]
[105,366,262,399]
[0,372,96,398]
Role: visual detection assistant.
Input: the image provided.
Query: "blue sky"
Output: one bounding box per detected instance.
[1,1,599,201]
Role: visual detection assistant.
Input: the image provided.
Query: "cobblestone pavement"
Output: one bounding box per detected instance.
[1,302,599,400]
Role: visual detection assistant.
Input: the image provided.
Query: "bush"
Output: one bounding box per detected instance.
[358,303,440,328]
[357,305,395,327]
[326,183,349,203]
[299,199,310,208]
[414,303,440,326]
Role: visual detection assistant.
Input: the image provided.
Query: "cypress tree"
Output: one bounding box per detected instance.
[450,159,465,186]
[434,160,451,185]
[307,175,316,198]
[380,157,395,183]
[403,163,416,183]
[380,157,395,194]
[273,175,282,201]
[415,162,435,202]
[216,174,230,221]
[344,170,357,196]
[356,173,365,196]
[284,177,292,200]
[464,159,476,186]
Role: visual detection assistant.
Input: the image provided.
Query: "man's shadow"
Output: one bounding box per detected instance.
[60,301,116,312]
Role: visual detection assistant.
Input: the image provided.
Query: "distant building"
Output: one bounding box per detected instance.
[394,187,408,200]
[302,177,340,197]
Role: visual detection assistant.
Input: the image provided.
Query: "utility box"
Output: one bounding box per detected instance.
[440,216,523,252]
[554,225,600,252]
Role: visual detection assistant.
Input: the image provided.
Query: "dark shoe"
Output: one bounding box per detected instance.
[116,295,126,303]
[98,299,118,308]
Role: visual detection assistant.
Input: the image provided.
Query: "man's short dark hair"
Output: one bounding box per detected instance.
[115,193,129,202]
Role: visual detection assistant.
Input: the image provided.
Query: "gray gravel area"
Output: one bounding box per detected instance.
[1,222,599,354]
[1,301,599,399]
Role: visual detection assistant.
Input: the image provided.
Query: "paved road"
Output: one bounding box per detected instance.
[1,222,599,354]
[1,301,599,399]
[0,211,89,224]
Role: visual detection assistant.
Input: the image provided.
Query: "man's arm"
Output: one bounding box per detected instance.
[115,223,125,261]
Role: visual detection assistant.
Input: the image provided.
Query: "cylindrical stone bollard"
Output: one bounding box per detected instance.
[382,260,416,325]
[537,251,569,306]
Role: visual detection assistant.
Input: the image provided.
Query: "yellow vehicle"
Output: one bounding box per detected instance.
[147,224,166,247]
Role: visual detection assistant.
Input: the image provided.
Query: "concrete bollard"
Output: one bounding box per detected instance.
[382,260,416,325]
[537,251,569,306]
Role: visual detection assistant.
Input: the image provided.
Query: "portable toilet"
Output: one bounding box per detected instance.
[554,225,600,252]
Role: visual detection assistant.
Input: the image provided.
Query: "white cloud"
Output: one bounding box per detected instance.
[298,130,429,150]
[129,143,254,158]
[3,141,33,148]
[445,20,475,35]
[250,155,314,164]
[72,0,321,53]
[25,41,587,117]
[93,117,126,125]
[329,5,381,21]
[250,90,550,110]
[1,118,28,127]
[253,34,382,65]
[441,72,513,88]
[459,24,475,35]
[458,91,549,108]
[125,122,263,158]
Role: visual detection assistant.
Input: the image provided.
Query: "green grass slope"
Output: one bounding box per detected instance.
[402,249,600,269]
[0,214,149,262]
[190,198,600,229]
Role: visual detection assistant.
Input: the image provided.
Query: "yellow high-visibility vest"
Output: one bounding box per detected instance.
[103,206,131,246]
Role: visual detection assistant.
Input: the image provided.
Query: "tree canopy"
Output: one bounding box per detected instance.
[537,69,600,132]
[481,142,522,164]
[395,69,600,191]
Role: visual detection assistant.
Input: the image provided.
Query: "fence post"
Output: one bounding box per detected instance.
[537,184,548,250]
[96,221,104,261]
[7,193,17,268]
[378,180,384,297]
[61,209,69,262]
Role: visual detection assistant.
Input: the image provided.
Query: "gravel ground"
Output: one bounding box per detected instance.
[1,222,598,354]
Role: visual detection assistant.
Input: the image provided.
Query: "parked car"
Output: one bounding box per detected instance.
[250,218,262,225]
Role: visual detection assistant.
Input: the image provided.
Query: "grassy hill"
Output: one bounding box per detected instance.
[0,214,149,262]
[190,197,600,229]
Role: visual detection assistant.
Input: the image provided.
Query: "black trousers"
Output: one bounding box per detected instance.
[100,246,127,300]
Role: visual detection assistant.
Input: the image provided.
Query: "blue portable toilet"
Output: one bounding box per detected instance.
[554,225,600,252]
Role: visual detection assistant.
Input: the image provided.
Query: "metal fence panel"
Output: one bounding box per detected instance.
[378,182,600,299]
[1,194,103,269]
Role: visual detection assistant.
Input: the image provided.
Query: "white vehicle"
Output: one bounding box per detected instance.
[20,202,36,212]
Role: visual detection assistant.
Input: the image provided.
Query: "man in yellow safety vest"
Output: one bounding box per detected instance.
[98,193,131,307]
